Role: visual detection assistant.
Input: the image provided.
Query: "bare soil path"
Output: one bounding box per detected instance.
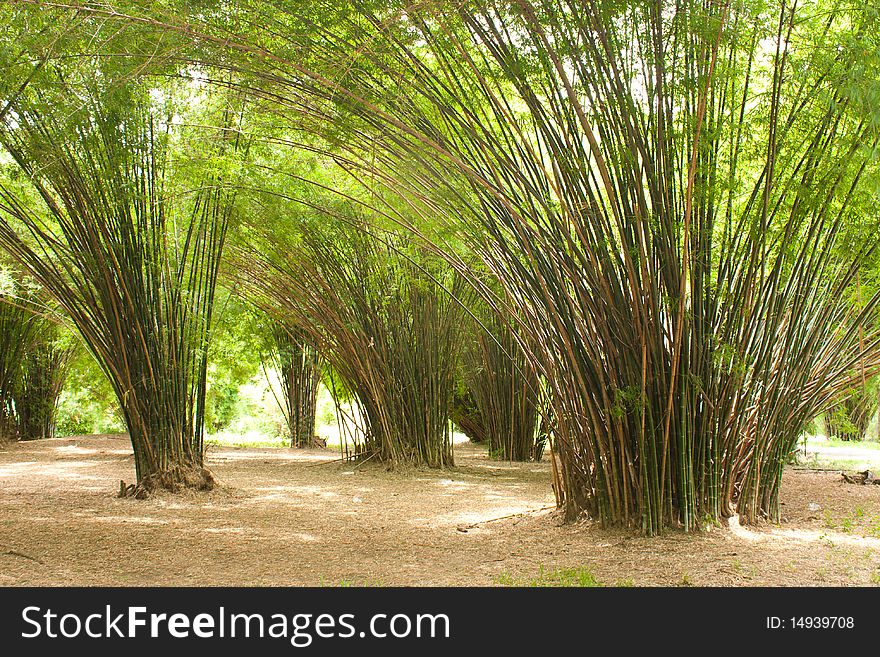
[1,435,879,586]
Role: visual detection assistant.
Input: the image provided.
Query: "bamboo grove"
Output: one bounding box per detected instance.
[264,322,322,448]
[455,312,547,461]
[0,283,71,441]
[0,290,36,439]
[0,0,878,535]
[162,0,880,532]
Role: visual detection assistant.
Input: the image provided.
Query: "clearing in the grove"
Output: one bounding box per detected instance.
[2,435,879,587]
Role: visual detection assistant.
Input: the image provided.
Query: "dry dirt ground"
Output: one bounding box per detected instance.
[2,434,880,586]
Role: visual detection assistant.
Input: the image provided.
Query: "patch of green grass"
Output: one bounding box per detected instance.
[808,458,880,471]
[318,576,382,587]
[206,438,283,449]
[206,430,289,449]
[821,508,880,539]
[808,436,880,451]
[496,566,602,587]
[496,573,517,586]
[206,432,340,450]
[823,510,836,529]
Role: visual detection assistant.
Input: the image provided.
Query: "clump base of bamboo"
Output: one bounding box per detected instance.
[118,464,216,499]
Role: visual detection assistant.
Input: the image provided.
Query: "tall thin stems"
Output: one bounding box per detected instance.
[0,292,37,439]
[264,322,321,448]
[196,0,880,531]
[459,312,546,461]
[10,0,880,530]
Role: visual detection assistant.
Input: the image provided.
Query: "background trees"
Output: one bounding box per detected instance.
[240,216,467,467]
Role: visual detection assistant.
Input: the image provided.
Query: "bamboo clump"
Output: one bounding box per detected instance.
[0,88,236,492]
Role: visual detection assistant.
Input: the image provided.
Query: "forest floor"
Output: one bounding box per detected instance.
[1,434,880,586]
